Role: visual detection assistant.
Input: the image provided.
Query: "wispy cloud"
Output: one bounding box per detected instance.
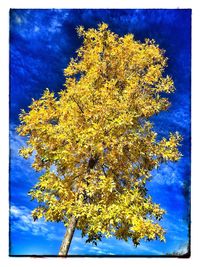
[175,242,189,255]
[69,232,165,256]
[10,204,63,241]
[150,157,190,187]
[151,163,182,186]
[10,124,34,168]
[9,124,42,200]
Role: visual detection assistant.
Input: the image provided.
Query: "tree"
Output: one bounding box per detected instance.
[17,23,182,256]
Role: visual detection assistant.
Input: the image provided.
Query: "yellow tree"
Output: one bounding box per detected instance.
[17,23,182,256]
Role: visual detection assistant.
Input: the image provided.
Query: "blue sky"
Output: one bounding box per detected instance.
[9,9,191,256]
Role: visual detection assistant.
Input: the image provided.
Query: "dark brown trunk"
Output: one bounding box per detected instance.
[58,215,77,256]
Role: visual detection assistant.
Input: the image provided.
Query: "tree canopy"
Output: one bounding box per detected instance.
[17,23,182,247]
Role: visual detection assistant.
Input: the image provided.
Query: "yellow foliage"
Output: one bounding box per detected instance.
[17,23,182,246]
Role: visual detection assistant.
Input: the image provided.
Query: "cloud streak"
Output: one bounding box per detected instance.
[10,204,63,241]
[151,161,185,186]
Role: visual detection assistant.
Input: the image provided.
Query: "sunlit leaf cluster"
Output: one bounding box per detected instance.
[17,23,182,246]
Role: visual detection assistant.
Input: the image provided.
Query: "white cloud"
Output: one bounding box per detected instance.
[10,205,21,217]
[10,204,63,241]
[47,233,62,241]
[10,125,42,188]
[150,161,185,186]
[161,213,189,242]
[138,244,163,255]
[10,204,47,233]
[34,25,40,32]
[175,242,189,255]
[70,233,164,256]
[15,15,22,25]
[112,240,163,255]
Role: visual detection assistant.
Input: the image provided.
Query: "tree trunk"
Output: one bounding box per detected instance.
[58,156,98,256]
[58,215,77,256]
